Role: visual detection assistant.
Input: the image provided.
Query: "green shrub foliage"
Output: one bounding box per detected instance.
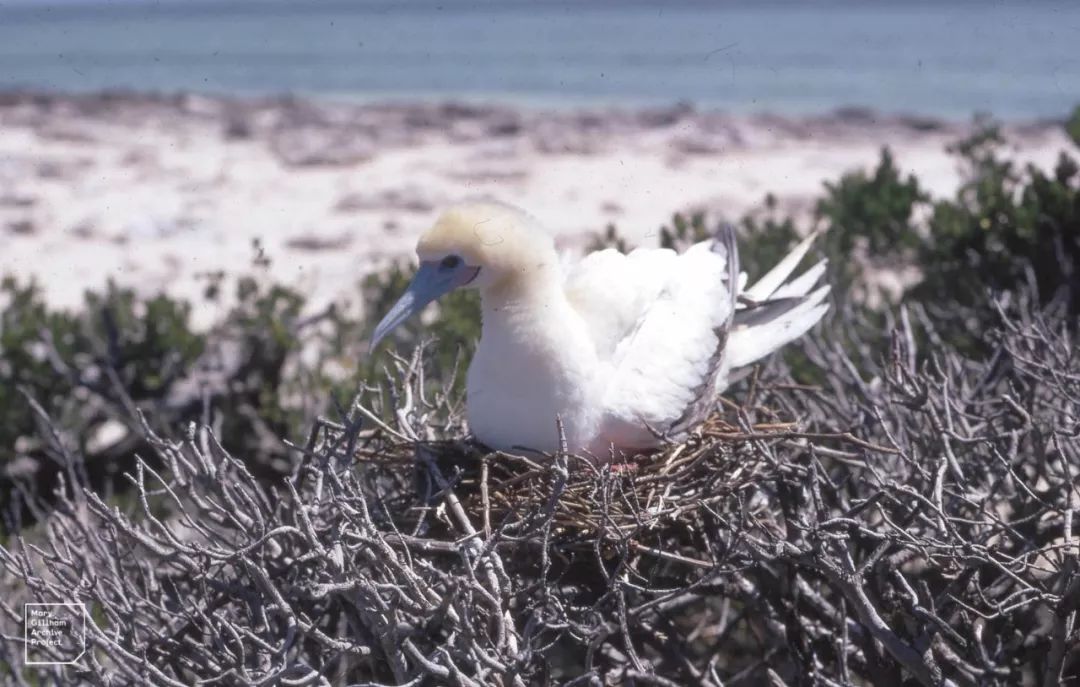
[0,278,205,467]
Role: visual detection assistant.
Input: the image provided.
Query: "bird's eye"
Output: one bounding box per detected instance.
[440,255,462,270]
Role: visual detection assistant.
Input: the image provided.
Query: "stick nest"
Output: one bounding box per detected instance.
[348,409,898,572]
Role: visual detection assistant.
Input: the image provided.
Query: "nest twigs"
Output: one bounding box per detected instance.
[346,404,894,569]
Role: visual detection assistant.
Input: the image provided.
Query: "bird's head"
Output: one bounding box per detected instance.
[369,201,555,350]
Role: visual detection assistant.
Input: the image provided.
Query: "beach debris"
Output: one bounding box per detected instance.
[0,192,36,208]
[335,187,438,214]
[5,219,36,235]
[67,220,97,239]
[286,232,353,252]
[270,126,376,167]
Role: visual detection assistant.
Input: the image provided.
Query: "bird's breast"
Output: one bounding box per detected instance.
[466,300,602,453]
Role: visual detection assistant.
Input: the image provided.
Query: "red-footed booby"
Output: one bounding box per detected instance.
[370,201,828,456]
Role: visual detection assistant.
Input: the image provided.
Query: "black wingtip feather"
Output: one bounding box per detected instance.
[732,297,809,329]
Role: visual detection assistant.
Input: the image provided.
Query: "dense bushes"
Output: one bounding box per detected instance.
[1,110,1079,684]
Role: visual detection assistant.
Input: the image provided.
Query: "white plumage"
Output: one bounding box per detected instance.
[370,201,829,456]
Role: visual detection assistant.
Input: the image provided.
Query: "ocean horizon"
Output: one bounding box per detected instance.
[0,0,1078,120]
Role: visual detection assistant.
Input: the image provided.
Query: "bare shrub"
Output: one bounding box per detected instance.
[1,286,1077,686]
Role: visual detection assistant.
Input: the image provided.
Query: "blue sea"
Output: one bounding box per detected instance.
[0,0,1077,119]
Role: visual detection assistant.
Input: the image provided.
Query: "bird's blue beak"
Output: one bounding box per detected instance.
[369,260,478,352]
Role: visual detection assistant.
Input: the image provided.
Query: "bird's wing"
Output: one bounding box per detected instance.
[566,227,738,451]
[563,246,678,359]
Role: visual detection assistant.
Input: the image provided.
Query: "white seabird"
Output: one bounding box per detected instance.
[370,201,829,456]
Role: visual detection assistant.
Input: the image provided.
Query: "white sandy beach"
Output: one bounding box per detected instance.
[0,92,1072,325]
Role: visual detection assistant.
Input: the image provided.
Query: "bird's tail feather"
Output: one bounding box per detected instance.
[741,230,822,301]
[771,259,828,299]
[725,235,830,371]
